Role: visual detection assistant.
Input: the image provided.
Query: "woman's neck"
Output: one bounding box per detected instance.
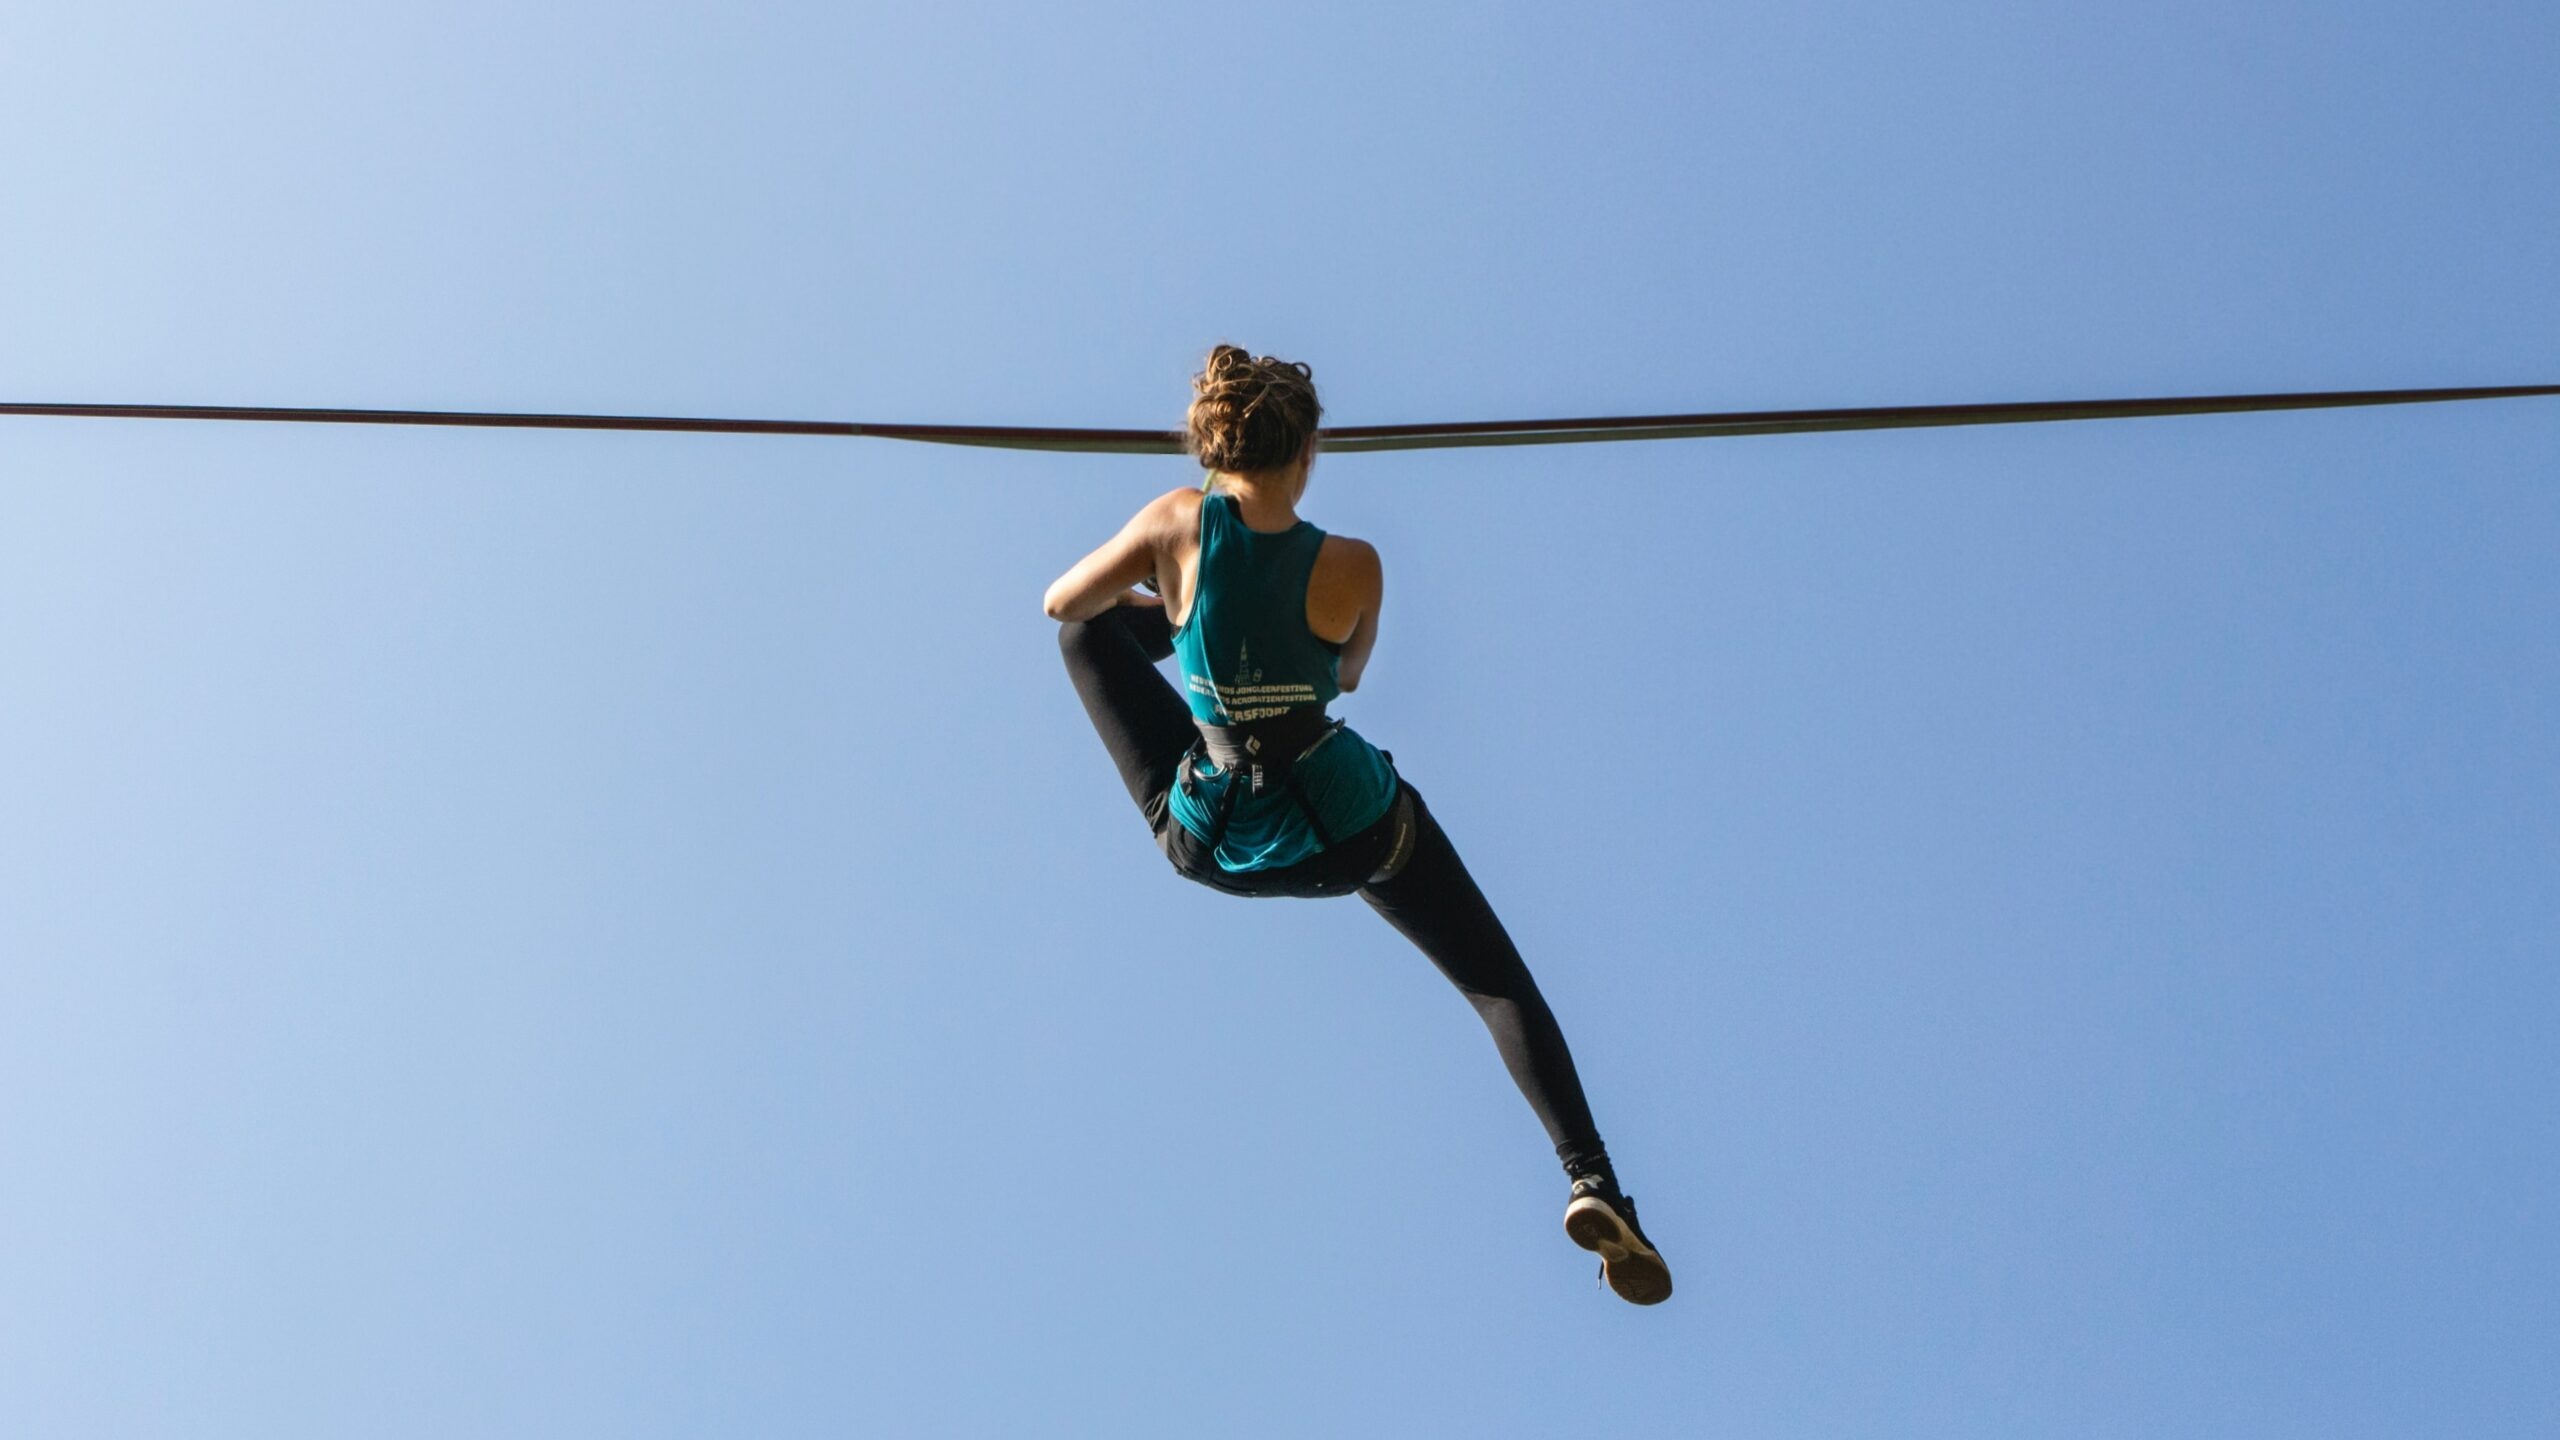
[1212,474,1302,532]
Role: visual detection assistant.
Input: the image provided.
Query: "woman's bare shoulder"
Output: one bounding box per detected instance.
[1140,485,1203,536]
[1320,530,1381,567]
[1315,531,1382,593]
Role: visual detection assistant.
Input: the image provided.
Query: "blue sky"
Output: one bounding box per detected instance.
[3,3,2555,1436]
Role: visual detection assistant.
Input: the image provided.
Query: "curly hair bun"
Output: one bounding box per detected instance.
[1187,345,1323,474]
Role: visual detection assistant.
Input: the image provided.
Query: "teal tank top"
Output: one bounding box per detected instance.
[1167,491,1397,872]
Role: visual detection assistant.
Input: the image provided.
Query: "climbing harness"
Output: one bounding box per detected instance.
[1177,709,1418,884]
[1180,708,1348,851]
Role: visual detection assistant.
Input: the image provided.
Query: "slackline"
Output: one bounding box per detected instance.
[1,383,2553,455]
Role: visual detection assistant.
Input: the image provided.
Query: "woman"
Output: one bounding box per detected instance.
[1045,346,1670,1305]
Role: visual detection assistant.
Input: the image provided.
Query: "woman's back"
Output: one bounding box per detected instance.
[1150,485,1381,682]
[1167,490,1395,871]
[1173,491,1340,722]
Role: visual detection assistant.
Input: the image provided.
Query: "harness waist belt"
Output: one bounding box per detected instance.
[1193,708,1341,789]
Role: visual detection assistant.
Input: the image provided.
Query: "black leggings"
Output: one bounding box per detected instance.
[1058,605,1608,1178]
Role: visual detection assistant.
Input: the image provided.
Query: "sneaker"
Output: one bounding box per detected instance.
[1563,1177,1673,1306]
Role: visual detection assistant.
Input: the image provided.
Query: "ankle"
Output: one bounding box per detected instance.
[1561,1146,1620,1201]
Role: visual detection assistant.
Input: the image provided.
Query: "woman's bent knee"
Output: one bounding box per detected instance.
[1057,615,1105,658]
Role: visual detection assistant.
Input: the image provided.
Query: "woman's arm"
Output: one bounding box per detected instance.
[1043,490,1186,622]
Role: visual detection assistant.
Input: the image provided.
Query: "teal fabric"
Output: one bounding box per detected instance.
[1167,492,1397,872]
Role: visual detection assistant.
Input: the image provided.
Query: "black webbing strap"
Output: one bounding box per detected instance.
[1286,772,1339,851]
[1199,763,1247,850]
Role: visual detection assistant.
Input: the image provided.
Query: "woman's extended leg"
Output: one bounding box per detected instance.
[1057,604,1194,825]
[1360,788,1673,1304]
[1357,788,1611,1181]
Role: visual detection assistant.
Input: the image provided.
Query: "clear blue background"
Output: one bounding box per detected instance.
[3,3,2555,1435]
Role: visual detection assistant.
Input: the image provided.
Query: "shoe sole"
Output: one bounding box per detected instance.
[1564,1197,1673,1306]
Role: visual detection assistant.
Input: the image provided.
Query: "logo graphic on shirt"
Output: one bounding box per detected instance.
[1186,636,1318,722]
